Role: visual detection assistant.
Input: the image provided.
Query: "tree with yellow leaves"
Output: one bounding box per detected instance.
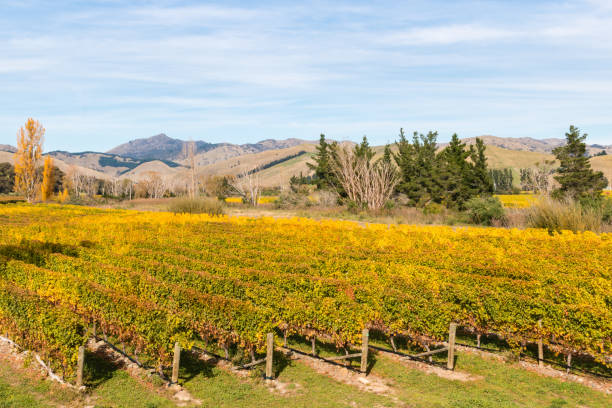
[14,118,45,202]
[41,156,54,201]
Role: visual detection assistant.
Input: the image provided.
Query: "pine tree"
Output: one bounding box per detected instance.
[552,126,608,200]
[307,134,336,189]
[354,136,375,162]
[393,129,442,206]
[469,138,493,195]
[381,144,392,165]
[438,134,473,209]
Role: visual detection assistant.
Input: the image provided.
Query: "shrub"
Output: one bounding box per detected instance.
[168,197,224,216]
[526,196,601,233]
[423,202,444,215]
[465,196,505,226]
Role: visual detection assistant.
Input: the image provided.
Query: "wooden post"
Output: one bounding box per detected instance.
[447,323,457,370]
[390,336,397,352]
[360,329,369,374]
[283,330,288,347]
[171,342,181,384]
[476,334,481,348]
[566,353,572,374]
[265,332,274,380]
[424,345,433,363]
[311,336,317,356]
[92,322,96,338]
[223,343,229,360]
[76,345,85,387]
[537,320,544,367]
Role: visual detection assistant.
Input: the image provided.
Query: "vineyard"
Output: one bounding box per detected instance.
[0,203,610,386]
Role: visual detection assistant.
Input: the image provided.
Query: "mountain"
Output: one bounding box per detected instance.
[106,133,312,162]
[47,150,182,177]
[1,134,610,188]
[0,144,16,153]
[461,135,611,155]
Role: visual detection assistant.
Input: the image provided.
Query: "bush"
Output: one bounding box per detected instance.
[465,196,505,226]
[526,196,602,233]
[423,202,444,215]
[168,197,224,216]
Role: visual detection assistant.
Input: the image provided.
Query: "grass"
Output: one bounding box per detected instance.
[0,336,610,408]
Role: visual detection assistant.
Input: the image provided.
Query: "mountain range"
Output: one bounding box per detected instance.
[0,134,610,187]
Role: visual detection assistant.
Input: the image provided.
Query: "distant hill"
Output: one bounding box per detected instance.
[461,135,611,156]
[0,144,16,153]
[1,134,610,188]
[47,150,182,177]
[107,133,312,162]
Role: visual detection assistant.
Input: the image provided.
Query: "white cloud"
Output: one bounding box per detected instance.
[380,24,518,46]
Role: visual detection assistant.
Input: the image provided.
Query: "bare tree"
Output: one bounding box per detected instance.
[228,167,262,206]
[65,165,85,196]
[82,175,98,197]
[331,146,399,210]
[183,141,199,198]
[142,171,167,199]
[520,161,556,194]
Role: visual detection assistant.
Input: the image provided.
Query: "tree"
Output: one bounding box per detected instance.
[469,138,494,195]
[380,144,392,165]
[14,118,44,202]
[438,134,475,208]
[183,141,199,198]
[552,126,608,200]
[307,134,336,189]
[331,145,398,210]
[228,167,262,206]
[354,136,375,162]
[489,168,514,193]
[0,163,15,194]
[41,156,54,201]
[393,129,442,206]
[141,171,167,199]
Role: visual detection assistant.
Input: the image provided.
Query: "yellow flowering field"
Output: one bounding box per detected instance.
[0,203,610,378]
[494,194,537,208]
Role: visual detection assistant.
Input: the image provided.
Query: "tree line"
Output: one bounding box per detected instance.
[307,126,609,211]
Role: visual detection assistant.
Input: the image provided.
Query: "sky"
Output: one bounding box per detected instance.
[1,0,612,152]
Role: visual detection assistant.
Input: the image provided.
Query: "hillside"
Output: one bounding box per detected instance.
[1,135,610,188]
[107,133,312,162]
[0,150,110,180]
[198,144,317,183]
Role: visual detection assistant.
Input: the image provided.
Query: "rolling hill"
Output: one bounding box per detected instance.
[1,134,610,188]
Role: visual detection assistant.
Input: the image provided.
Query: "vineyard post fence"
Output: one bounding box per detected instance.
[172,342,181,384]
[447,323,457,370]
[76,345,85,387]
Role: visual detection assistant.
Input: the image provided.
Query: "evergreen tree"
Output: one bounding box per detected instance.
[0,163,14,194]
[381,144,392,165]
[354,136,375,162]
[393,129,442,206]
[552,126,608,200]
[438,134,474,209]
[469,138,494,195]
[307,134,336,189]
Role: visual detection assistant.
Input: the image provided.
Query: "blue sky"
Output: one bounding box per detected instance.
[1,0,611,152]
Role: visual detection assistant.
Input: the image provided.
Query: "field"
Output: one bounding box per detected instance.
[0,204,611,406]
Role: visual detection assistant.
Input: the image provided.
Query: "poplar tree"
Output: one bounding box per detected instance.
[41,156,54,201]
[14,118,44,202]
